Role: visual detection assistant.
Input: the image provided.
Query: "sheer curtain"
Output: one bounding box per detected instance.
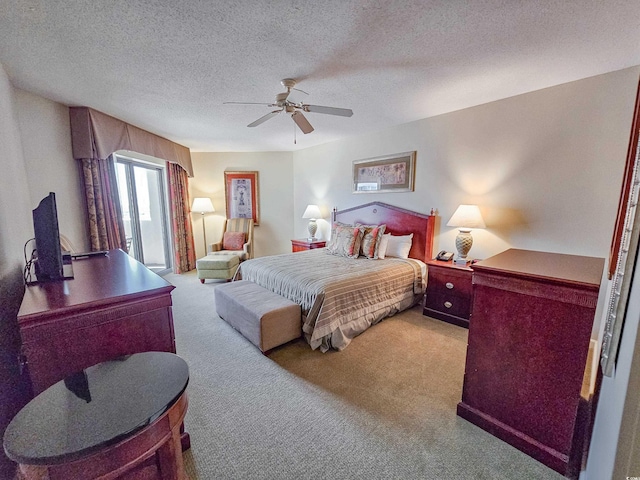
[79,156,127,251]
[167,162,196,273]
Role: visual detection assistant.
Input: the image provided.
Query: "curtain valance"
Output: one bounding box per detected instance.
[69,107,193,177]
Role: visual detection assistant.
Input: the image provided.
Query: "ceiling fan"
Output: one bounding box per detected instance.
[224,78,353,135]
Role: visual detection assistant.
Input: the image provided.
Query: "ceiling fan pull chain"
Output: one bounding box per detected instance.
[294,122,297,144]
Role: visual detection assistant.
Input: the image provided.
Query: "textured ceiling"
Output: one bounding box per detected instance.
[1,1,639,152]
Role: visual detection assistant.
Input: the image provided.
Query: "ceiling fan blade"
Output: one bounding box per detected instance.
[247,110,281,127]
[224,101,273,106]
[304,104,353,117]
[291,111,314,134]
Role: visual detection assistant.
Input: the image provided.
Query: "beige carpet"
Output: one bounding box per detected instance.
[167,270,562,480]
[269,310,469,436]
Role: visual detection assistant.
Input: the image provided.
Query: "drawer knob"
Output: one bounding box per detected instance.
[446,282,454,289]
[444,301,453,309]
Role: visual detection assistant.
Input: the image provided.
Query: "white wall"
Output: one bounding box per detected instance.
[0,72,33,265]
[189,152,294,258]
[293,68,639,263]
[14,88,87,251]
[0,62,40,478]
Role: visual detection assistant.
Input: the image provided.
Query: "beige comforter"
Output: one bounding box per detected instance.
[237,248,424,351]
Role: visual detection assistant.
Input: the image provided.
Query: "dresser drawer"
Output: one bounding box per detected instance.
[425,292,471,319]
[427,265,473,296]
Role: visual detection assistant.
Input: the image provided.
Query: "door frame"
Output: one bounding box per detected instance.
[114,154,173,275]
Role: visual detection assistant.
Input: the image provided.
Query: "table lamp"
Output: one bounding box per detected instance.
[446,204,485,264]
[191,197,215,253]
[302,204,322,240]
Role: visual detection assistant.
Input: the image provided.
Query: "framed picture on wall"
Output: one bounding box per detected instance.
[352,151,416,193]
[224,171,260,225]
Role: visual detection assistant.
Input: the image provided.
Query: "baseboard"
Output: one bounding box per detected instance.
[456,402,573,478]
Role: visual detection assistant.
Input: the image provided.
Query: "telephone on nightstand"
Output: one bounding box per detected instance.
[436,250,454,261]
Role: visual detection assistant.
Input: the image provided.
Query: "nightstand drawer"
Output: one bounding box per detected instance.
[424,260,473,328]
[427,267,473,296]
[425,292,471,319]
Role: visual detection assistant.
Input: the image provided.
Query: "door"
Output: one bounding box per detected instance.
[115,156,172,274]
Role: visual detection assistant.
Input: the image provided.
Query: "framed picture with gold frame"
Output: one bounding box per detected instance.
[224,171,260,225]
[353,151,416,193]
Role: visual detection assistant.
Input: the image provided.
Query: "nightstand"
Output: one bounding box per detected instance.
[291,238,326,252]
[423,259,473,328]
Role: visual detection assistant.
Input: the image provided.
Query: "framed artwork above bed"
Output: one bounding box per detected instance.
[352,151,416,193]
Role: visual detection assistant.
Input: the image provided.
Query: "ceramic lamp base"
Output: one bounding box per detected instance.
[455,229,473,259]
[307,219,318,240]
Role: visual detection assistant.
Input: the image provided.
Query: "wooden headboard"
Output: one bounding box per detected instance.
[332,202,437,262]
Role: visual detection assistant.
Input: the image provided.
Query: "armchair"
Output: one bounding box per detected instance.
[210,218,254,261]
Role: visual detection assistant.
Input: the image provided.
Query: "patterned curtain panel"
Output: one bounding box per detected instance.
[79,156,127,251]
[167,162,196,273]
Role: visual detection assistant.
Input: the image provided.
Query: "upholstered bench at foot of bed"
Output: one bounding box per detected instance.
[215,280,302,353]
[197,253,240,283]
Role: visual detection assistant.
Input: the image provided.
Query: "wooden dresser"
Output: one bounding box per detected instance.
[17,249,176,395]
[457,249,604,478]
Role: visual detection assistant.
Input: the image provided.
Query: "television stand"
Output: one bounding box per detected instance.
[18,249,177,394]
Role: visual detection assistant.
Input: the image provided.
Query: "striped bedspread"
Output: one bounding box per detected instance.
[237,248,424,351]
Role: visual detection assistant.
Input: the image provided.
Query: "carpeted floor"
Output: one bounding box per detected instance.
[166,271,563,480]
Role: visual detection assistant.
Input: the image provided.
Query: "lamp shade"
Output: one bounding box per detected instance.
[446,205,486,229]
[302,204,322,219]
[191,197,215,214]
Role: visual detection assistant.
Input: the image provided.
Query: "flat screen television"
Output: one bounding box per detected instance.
[33,192,64,282]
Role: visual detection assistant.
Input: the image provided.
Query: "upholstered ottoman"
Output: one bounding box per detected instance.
[196,253,240,283]
[215,280,302,353]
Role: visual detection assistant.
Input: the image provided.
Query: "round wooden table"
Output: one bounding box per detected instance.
[3,351,189,480]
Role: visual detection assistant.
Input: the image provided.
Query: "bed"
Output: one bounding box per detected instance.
[238,202,436,351]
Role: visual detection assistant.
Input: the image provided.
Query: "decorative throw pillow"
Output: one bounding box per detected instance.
[357,224,387,259]
[222,231,245,251]
[378,233,390,259]
[326,225,364,258]
[384,233,413,259]
[330,221,353,238]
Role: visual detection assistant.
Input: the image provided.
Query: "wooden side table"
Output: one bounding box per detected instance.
[4,352,189,480]
[423,259,473,328]
[291,238,326,252]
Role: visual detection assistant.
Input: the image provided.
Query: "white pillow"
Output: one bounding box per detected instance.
[378,233,390,259]
[384,233,413,259]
